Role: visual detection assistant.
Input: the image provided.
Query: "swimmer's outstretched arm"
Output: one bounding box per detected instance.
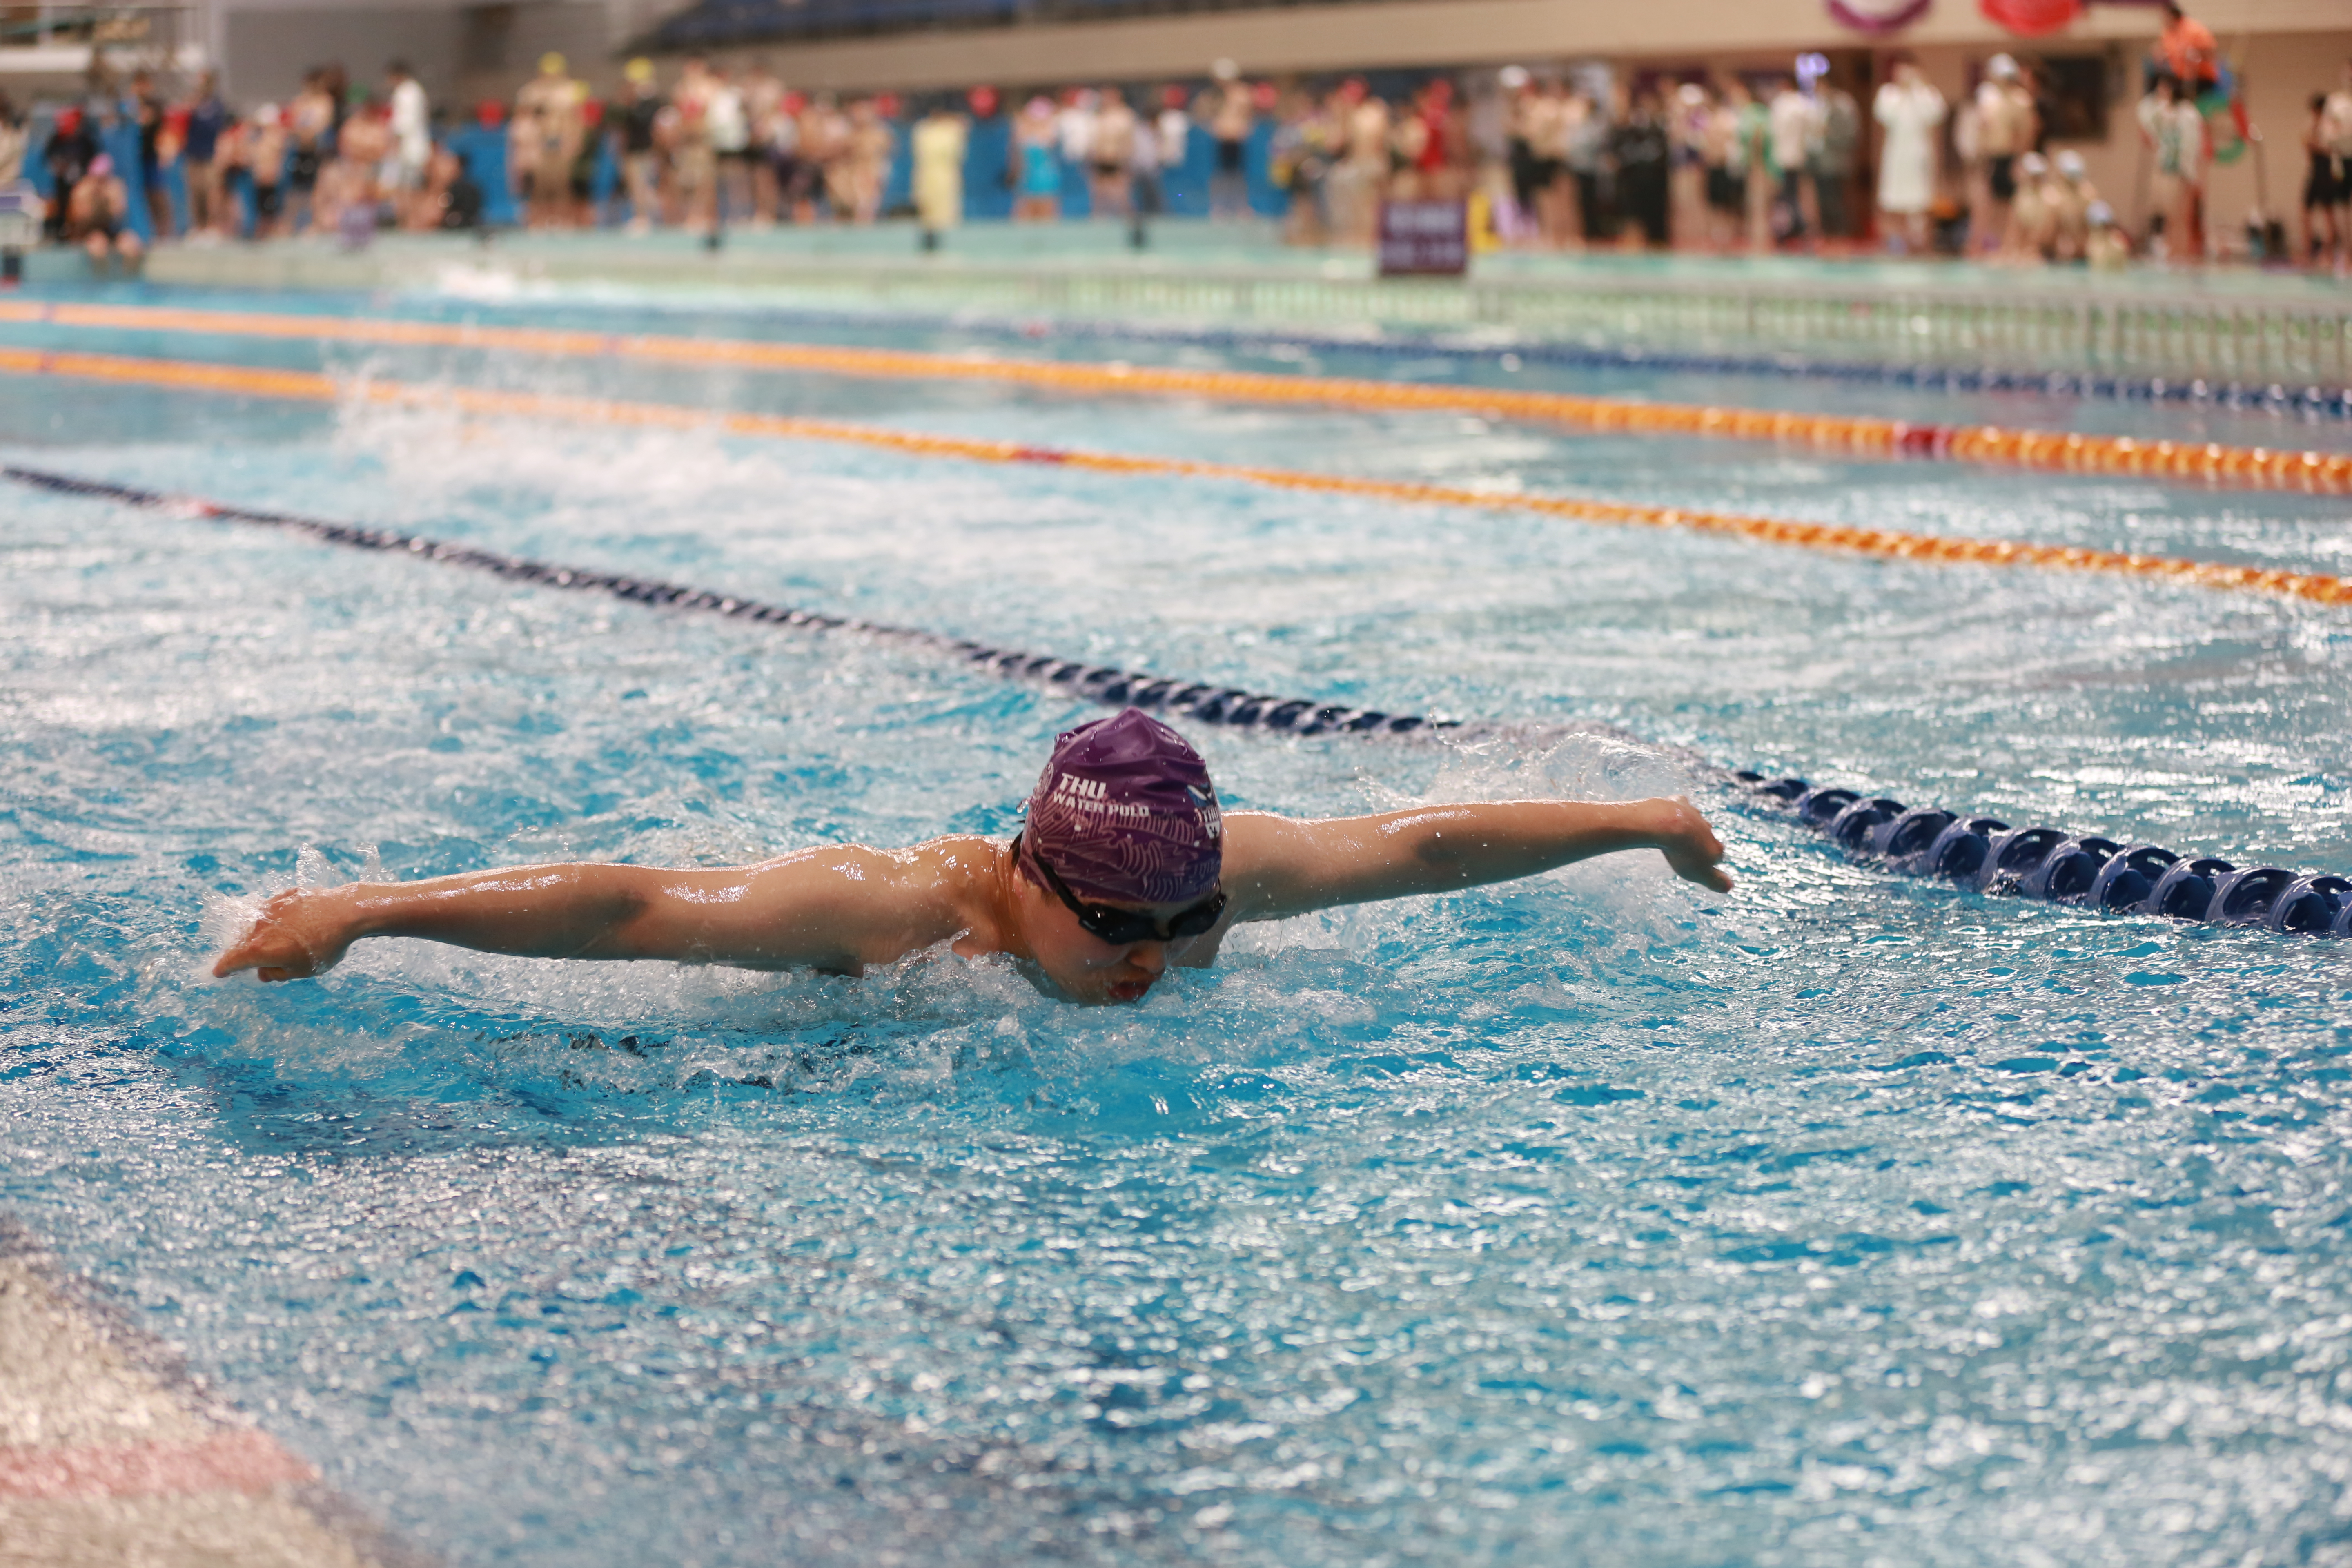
[210,843,985,983]
[1221,797,1731,923]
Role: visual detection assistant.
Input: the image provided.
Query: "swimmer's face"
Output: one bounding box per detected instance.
[1013,873,1196,1006]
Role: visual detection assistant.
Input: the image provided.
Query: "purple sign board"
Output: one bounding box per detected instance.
[1376,200,1469,277]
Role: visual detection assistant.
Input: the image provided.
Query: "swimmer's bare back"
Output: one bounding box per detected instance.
[212,798,1731,1006]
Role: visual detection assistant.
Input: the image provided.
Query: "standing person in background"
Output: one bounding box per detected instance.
[1012,96,1060,222]
[800,93,846,220]
[2303,93,2340,267]
[1155,84,1190,205]
[1411,77,1463,201]
[1562,85,1608,248]
[569,99,604,227]
[383,61,430,230]
[0,95,24,187]
[1127,94,1165,234]
[911,95,966,249]
[1525,76,1572,247]
[1323,78,1384,245]
[739,60,784,223]
[1609,84,1671,249]
[762,88,804,227]
[1387,83,1430,199]
[1873,55,1944,254]
[1089,87,1137,218]
[245,105,289,238]
[812,94,858,221]
[319,63,351,138]
[1668,82,1711,249]
[1973,55,2036,254]
[1203,61,1254,220]
[705,66,752,226]
[155,107,188,239]
[1466,70,1513,237]
[505,91,541,225]
[1056,87,1097,215]
[2318,63,2352,271]
[181,72,227,237]
[1268,86,1333,244]
[209,109,247,235]
[2138,71,2205,261]
[520,54,588,227]
[1700,79,1744,252]
[669,56,717,231]
[2025,58,2060,154]
[844,97,893,224]
[614,59,664,234]
[1809,78,1858,250]
[287,71,334,234]
[1766,73,1816,246]
[781,92,821,221]
[1726,79,1770,252]
[1500,67,1539,240]
[128,69,173,239]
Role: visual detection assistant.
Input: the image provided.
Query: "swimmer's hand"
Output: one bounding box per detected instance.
[212,889,355,982]
[1653,797,1734,894]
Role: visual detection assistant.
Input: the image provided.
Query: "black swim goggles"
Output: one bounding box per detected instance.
[1013,833,1227,946]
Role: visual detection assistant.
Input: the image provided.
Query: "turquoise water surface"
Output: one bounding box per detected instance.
[4,283,2351,1567]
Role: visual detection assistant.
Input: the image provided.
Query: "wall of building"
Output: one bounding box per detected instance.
[224,5,466,101]
[714,0,2343,94]
[209,0,637,105]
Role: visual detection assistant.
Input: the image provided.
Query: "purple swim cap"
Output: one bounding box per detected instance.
[1018,709,1223,906]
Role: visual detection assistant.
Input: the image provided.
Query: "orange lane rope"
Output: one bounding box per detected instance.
[2,299,2347,496]
[3,344,2344,606]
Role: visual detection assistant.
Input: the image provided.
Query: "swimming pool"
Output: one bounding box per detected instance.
[4,280,2350,1567]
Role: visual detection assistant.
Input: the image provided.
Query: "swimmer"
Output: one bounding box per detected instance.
[212,709,1732,1007]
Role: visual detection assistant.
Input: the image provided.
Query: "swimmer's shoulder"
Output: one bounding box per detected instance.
[1208,810,1302,889]
[901,833,1007,882]
[762,833,1002,892]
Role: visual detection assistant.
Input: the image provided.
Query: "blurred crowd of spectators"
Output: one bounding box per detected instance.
[2,16,2347,274]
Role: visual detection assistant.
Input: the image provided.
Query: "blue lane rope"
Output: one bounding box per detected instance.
[13,462,2345,939]
[1733,775,2352,937]
[477,299,2352,422]
[0,464,1436,739]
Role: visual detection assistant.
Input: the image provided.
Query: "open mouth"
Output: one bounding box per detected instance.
[1106,979,1153,1003]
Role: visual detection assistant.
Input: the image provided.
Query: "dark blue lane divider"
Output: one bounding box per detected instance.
[12,461,2343,940]
[1737,773,2352,936]
[0,463,1432,739]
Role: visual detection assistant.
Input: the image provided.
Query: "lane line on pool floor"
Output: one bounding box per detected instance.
[4,344,2346,607]
[0,1219,420,1567]
[14,459,2347,939]
[2,300,2346,496]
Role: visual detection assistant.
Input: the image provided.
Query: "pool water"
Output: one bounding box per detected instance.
[4,282,2351,1567]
